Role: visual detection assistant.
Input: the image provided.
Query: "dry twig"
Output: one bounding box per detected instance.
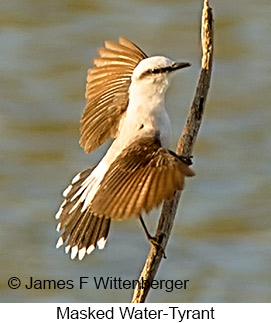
[131,0,214,303]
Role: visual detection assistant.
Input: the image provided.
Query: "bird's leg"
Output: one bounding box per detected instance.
[139,215,167,259]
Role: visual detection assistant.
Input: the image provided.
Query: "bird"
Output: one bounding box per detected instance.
[55,37,194,260]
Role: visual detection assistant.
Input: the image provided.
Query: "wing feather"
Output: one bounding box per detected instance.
[117,168,146,217]
[80,37,147,153]
[91,136,195,219]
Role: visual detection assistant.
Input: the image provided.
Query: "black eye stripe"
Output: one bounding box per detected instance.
[139,62,190,79]
[152,67,169,74]
[140,66,169,78]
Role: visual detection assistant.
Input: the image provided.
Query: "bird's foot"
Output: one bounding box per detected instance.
[178,155,193,165]
[147,235,167,259]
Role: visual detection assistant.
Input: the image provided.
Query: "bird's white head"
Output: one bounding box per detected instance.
[130,56,191,97]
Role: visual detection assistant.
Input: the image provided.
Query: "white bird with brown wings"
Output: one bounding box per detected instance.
[55,37,194,260]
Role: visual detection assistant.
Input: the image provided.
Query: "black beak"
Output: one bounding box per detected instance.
[147,62,191,76]
[169,62,191,72]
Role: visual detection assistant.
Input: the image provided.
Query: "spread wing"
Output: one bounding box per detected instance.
[80,37,148,153]
[90,136,195,219]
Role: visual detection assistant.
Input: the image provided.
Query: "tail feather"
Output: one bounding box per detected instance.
[55,167,111,260]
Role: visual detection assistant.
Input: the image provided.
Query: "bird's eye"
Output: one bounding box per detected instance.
[151,68,161,74]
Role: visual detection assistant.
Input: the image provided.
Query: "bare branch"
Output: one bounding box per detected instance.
[131,0,214,303]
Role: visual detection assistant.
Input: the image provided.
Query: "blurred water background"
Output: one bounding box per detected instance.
[0,0,270,302]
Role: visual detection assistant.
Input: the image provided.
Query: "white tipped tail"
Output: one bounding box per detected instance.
[56,237,63,249]
[97,237,107,250]
[56,223,62,232]
[87,245,95,255]
[55,166,111,260]
[78,247,87,260]
[63,185,72,197]
[71,246,79,260]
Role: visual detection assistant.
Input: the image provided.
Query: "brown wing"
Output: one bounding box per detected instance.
[80,37,148,153]
[90,136,195,219]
